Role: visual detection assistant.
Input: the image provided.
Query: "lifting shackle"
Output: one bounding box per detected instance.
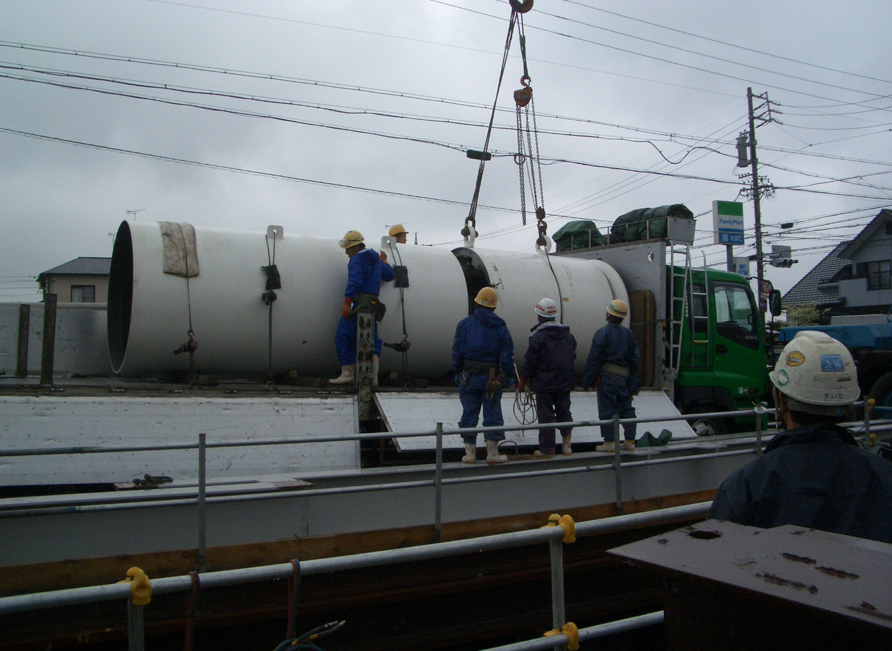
[509,0,534,14]
[514,76,532,108]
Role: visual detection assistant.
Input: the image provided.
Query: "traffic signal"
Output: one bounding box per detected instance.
[770,258,798,268]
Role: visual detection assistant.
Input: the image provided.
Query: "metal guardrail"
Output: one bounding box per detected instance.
[0,502,709,650]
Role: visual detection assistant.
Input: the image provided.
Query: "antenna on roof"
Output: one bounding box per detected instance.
[126,209,146,221]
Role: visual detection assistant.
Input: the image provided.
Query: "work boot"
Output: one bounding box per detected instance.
[329,365,355,385]
[561,434,572,456]
[533,450,554,459]
[371,355,380,388]
[462,442,477,465]
[596,441,615,453]
[621,439,636,451]
[485,440,508,465]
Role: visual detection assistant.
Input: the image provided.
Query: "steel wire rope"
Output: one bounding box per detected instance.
[264,231,279,389]
[385,237,411,382]
[464,1,521,240]
[174,222,197,386]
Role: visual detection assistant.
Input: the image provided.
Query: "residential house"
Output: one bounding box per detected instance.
[36,257,111,304]
[783,209,891,319]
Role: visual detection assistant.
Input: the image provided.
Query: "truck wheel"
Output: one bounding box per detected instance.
[685,406,727,436]
[869,371,892,418]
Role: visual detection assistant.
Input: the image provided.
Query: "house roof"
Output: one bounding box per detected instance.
[839,209,892,260]
[782,242,851,307]
[37,257,111,280]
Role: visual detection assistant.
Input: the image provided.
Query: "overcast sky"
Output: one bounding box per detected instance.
[2,0,891,302]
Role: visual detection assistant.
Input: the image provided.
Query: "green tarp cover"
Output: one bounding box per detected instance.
[552,220,603,251]
[610,204,694,243]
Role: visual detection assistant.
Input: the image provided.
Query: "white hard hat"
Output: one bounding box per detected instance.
[535,298,558,318]
[770,331,859,408]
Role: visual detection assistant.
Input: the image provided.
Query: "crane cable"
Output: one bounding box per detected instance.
[463,1,533,243]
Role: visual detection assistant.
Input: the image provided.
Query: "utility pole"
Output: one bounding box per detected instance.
[126,208,146,221]
[741,88,776,334]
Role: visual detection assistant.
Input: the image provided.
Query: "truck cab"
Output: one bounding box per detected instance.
[562,237,768,434]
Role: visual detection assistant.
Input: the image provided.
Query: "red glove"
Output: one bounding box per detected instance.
[379,251,388,263]
[342,296,352,319]
[517,377,527,392]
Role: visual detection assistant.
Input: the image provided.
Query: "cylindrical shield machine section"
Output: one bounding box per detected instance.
[108,221,628,379]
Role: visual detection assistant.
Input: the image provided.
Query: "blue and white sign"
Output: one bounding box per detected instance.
[713,200,745,245]
[733,257,749,277]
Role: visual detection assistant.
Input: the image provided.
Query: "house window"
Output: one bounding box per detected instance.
[71,285,96,303]
[867,260,891,290]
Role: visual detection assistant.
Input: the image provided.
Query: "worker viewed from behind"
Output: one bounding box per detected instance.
[330,230,395,386]
[709,331,892,543]
[518,298,577,457]
[583,299,640,452]
[388,224,408,244]
[452,287,514,465]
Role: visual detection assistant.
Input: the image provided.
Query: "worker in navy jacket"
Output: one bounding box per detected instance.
[709,331,892,543]
[518,298,577,457]
[330,230,394,386]
[583,298,640,452]
[452,287,514,465]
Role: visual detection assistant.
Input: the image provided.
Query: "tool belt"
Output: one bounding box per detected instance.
[463,360,500,375]
[354,292,386,322]
[601,362,630,379]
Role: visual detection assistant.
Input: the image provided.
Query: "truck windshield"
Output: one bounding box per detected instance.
[713,283,760,350]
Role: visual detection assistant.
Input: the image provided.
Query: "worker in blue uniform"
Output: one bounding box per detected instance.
[709,331,892,544]
[583,298,640,452]
[330,230,394,386]
[452,287,514,465]
[518,298,577,457]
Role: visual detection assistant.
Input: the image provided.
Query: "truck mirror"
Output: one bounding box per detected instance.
[769,290,782,317]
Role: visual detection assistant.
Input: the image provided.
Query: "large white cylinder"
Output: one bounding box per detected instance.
[108,222,628,378]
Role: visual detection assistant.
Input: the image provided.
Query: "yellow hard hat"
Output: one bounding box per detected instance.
[606,298,628,318]
[474,287,498,308]
[339,230,364,249]
[389,224,408,238]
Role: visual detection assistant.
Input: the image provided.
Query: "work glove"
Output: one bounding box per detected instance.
[342,296,352,319]
[379,251,388,263]
[516,377,527,392]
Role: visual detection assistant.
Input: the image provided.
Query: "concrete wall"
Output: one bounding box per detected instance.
[0,303,111,377]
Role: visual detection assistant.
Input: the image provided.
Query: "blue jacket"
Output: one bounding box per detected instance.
[583,323,639,389]
[452,307,514,376]
[345,248,394,299]
[709,424,892,544]
[521,322,576,393]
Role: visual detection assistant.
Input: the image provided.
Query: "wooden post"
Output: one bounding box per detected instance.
[40,294,57,386]
[17,304,30,378]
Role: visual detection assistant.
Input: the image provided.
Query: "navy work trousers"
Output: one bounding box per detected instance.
[597,374,636,442]
[536,390,572,454]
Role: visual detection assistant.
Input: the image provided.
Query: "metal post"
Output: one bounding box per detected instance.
[198,433,207,572]
[755,407,763,457]
[748,87,766,338]
[39,294,56,386]
[17,304,30,378]
[549,537,566,634]
[864,400,872,443]
[726,244,734,273]
[127,599,145,651]
[613,413,623,514]
[434,422,443,543]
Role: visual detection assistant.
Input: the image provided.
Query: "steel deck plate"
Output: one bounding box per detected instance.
[375,389,696,452]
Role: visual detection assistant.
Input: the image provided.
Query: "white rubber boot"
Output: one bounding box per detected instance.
[462,442,477,465]
[371,355,380,388]
[561,434,573,456]
[486,440,508,465]
[329,365,355,385]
